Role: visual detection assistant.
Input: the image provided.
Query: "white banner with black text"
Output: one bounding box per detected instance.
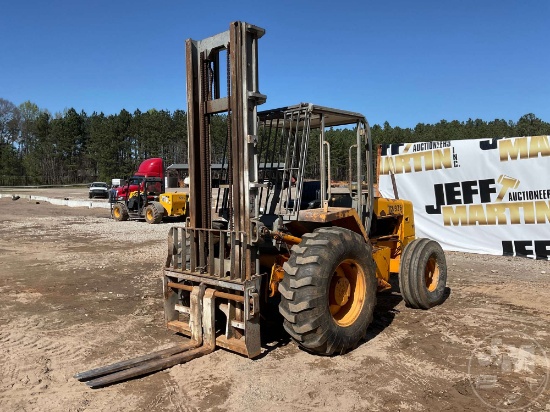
[378,136,550,260]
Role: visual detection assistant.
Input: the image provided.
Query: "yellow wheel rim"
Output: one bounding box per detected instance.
[146,208,153,221]
[329,260,366,327]
[425,255,440,292]
[114,207,121,219]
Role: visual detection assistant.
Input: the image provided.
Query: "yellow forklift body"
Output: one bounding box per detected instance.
[372,197,416,276]
[372,246,391,283]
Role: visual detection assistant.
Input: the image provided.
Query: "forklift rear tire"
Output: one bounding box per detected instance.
[279,227,377,355]
[112,202,129,221]
[144,202,164,224]
[399,238,447,309]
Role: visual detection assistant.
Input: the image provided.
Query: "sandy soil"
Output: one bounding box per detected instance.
[0,188,549,412]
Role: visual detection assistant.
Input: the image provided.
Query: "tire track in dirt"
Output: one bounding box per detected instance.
[0,316,90,393]
[0,315,154,411]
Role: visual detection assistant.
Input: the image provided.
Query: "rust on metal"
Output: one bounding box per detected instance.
[75,287,221,388]
[166,282,245,303]
[300,206,354,222]
[299,207,369,241]
[270,231,302,245]
[74,341,202,388]
[83,346,214,388]
[167,281,193,292]
[377,278,392,292]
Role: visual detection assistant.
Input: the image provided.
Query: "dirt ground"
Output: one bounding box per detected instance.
[0,188,549,412]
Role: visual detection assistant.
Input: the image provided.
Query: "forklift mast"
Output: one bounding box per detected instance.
[186,20,266,280]
[187,22,265,232]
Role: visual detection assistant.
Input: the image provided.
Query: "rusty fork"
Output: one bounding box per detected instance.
[74,288,217,388]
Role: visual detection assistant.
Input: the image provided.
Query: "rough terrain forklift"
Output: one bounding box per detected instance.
[76,21,447,387]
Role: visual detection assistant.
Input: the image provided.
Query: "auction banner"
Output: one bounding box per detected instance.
[378,136,550,260]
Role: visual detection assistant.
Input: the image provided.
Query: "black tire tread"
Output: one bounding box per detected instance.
[145,201,164,224]
[399,238,447,310]
[279,227,377,355]
[399,238,430,308]
[112,202,129,221]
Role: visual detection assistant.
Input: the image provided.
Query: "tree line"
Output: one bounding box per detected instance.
[1,97,549,185]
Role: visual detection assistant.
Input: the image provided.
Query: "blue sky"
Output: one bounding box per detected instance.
[1,0,548,128]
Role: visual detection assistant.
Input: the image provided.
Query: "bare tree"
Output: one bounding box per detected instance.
[0,98,21,146]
